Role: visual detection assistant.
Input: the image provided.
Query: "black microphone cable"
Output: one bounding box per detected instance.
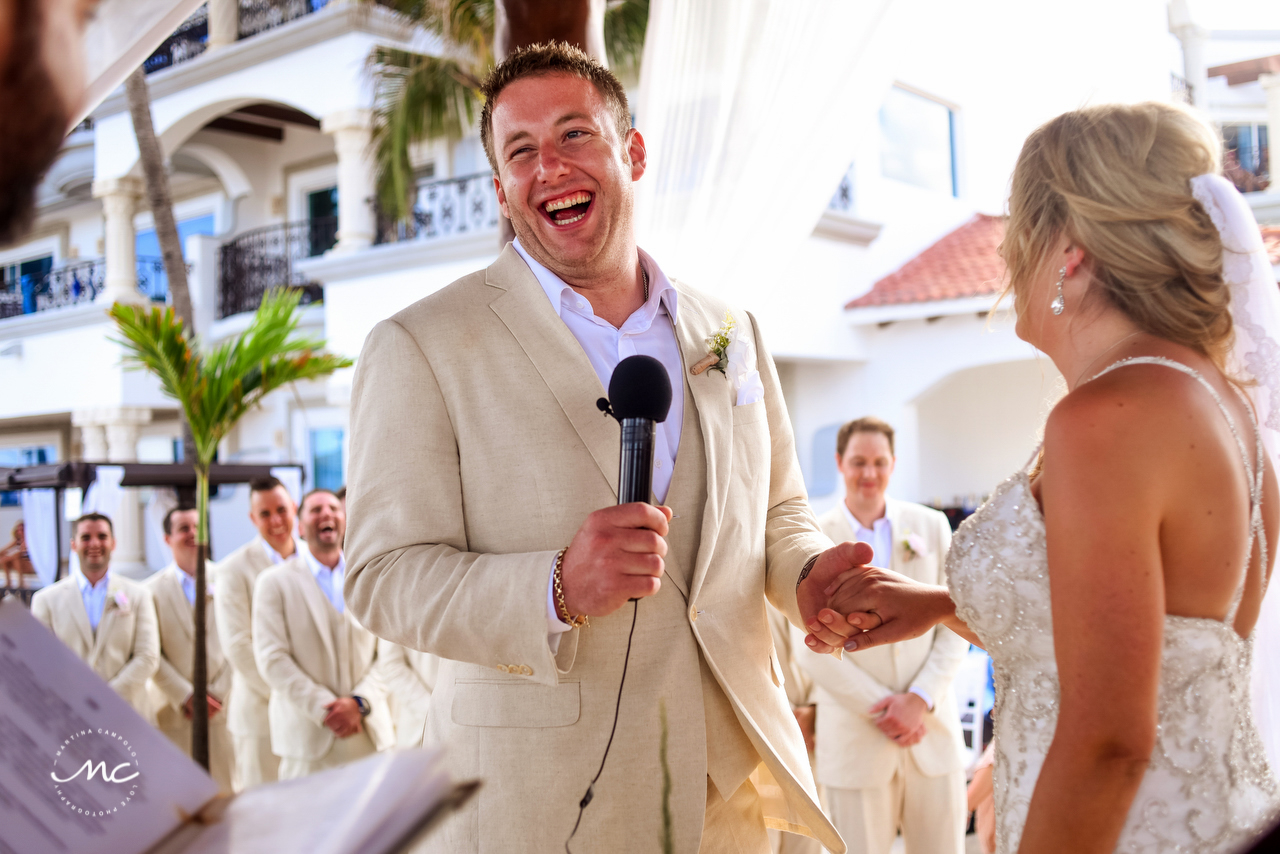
[565,356,671,852]
[564,598,638,853]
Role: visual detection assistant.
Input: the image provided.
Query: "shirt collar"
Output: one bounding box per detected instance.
[840,500,890,538]
[261,536,305,565]
[170,563,201,598]
[303,547,345,579]
[74,565,111,593]
[512,238,680,328]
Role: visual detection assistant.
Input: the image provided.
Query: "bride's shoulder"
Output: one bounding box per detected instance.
[1046,362,1209,457]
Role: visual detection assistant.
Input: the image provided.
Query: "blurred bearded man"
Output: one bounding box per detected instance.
[0,0,101,243]
[253,489,392,779]
[345,42,866,854]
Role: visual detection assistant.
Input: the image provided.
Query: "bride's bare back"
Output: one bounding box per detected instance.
[1033,339,1278,642]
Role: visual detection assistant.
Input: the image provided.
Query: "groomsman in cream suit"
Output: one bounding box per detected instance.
[215,476,303,790]
[32,513,159,719]
[377,638,440,748]
[254,489,392,779]
[345,44,869,854]
[147,506,235,792]
[808,418,968,854]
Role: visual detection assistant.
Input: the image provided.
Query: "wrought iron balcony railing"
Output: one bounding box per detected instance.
[238,0,330,40]
[378,172,501,245]
[217,219,331,318]
[145,4,209,74]
[0,258,168,320]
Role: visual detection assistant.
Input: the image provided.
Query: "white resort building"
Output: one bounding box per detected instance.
[1,0,1278,578]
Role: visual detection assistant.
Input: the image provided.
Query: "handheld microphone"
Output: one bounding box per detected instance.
[597,354,673,505]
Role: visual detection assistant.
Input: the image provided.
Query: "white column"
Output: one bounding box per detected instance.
[1168,0,1208,108]
[73,407,152,575]
[207,0,239,51]
[322,109,377,254]
[1262,73,1280,195]
[93,177,146,306]
[76,421,108,461]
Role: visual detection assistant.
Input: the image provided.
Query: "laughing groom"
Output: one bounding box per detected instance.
[344,43,864,854]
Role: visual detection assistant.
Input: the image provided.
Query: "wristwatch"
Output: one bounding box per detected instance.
[353,695,371,718]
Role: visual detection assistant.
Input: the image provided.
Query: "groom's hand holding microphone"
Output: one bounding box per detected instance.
[559,502,673,617]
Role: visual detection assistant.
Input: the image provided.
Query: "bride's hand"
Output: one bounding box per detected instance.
[812,565,954,652]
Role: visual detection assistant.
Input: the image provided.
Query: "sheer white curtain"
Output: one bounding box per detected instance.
[76,0,207,126]
[18,489,58,587]
[633,0,894,304]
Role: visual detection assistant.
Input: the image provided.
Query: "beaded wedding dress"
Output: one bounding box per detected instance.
[947,356,1280,853]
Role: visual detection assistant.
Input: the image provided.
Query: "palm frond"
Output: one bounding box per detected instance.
[371,47,483,221]
[442,0,494,70]
[111,290,352,468]
[605,0,649,76]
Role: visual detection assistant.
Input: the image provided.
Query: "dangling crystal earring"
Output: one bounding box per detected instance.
[1050,267,1066,316]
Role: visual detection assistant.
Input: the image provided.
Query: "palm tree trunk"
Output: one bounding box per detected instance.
[124,67,200,467]
[493,0,607,245]
[191,464,211,771]
[125,67,207,767]
[124,68,194,331]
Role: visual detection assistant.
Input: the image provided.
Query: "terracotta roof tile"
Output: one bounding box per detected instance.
[846,214,1006,309]
[848,218,1280,312]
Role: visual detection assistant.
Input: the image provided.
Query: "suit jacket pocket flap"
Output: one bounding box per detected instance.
[451,680,581,728]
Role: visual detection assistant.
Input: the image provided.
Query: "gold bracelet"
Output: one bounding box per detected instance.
[553,547,589,629]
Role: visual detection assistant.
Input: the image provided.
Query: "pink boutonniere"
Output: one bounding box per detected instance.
[901,532,929,561]
[113,590,131,615]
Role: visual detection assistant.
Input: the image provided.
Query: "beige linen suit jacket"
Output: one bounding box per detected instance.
[252,556,393,761]
[807,499,968,789]
[31,573,159,719]
[214,538,274,738]
[376,639,440,749]
[145,566,235,790]
[344,246,841,853]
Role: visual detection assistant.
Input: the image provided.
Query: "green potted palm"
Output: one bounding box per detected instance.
[110,288,352,770]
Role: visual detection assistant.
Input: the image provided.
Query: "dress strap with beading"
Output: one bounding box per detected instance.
[1085,356,1266,623]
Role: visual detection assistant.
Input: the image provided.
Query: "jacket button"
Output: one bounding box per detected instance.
[521,665,533,676]
[497,664,509,673]
[689,604,698,622]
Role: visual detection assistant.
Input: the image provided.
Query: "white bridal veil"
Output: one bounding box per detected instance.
[1191,173,1280,770]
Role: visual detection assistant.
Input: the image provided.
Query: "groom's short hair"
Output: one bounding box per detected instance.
[479,42,632,173]
[836,417,896,458]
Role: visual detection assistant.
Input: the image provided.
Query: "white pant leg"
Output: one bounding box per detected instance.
[231,733,279,791]
[900,754,966,854]
[822,770,902,854]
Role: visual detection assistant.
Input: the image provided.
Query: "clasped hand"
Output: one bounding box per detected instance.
[799,544,952,654]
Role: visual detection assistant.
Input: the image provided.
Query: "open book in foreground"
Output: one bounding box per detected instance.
[0,598,477,854]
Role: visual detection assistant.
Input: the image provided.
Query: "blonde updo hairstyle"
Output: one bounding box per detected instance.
[1000,102,1233,368]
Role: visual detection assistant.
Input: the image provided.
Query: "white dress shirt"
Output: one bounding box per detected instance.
[261,536,307,566]
[840,501,893,570]
[513,240,685,647]
[304,548,346,614]
[73,566,112,631]
[170,563,200,606]
[838,500,934,710]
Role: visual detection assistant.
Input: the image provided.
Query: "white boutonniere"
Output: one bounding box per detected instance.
[112,590,131,615]
[690,312,765,406]
[692,312,736,376]
[901,531,929,561]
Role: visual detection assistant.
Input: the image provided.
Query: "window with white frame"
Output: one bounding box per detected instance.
[0,445,57,506]
[879,85,957,197]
